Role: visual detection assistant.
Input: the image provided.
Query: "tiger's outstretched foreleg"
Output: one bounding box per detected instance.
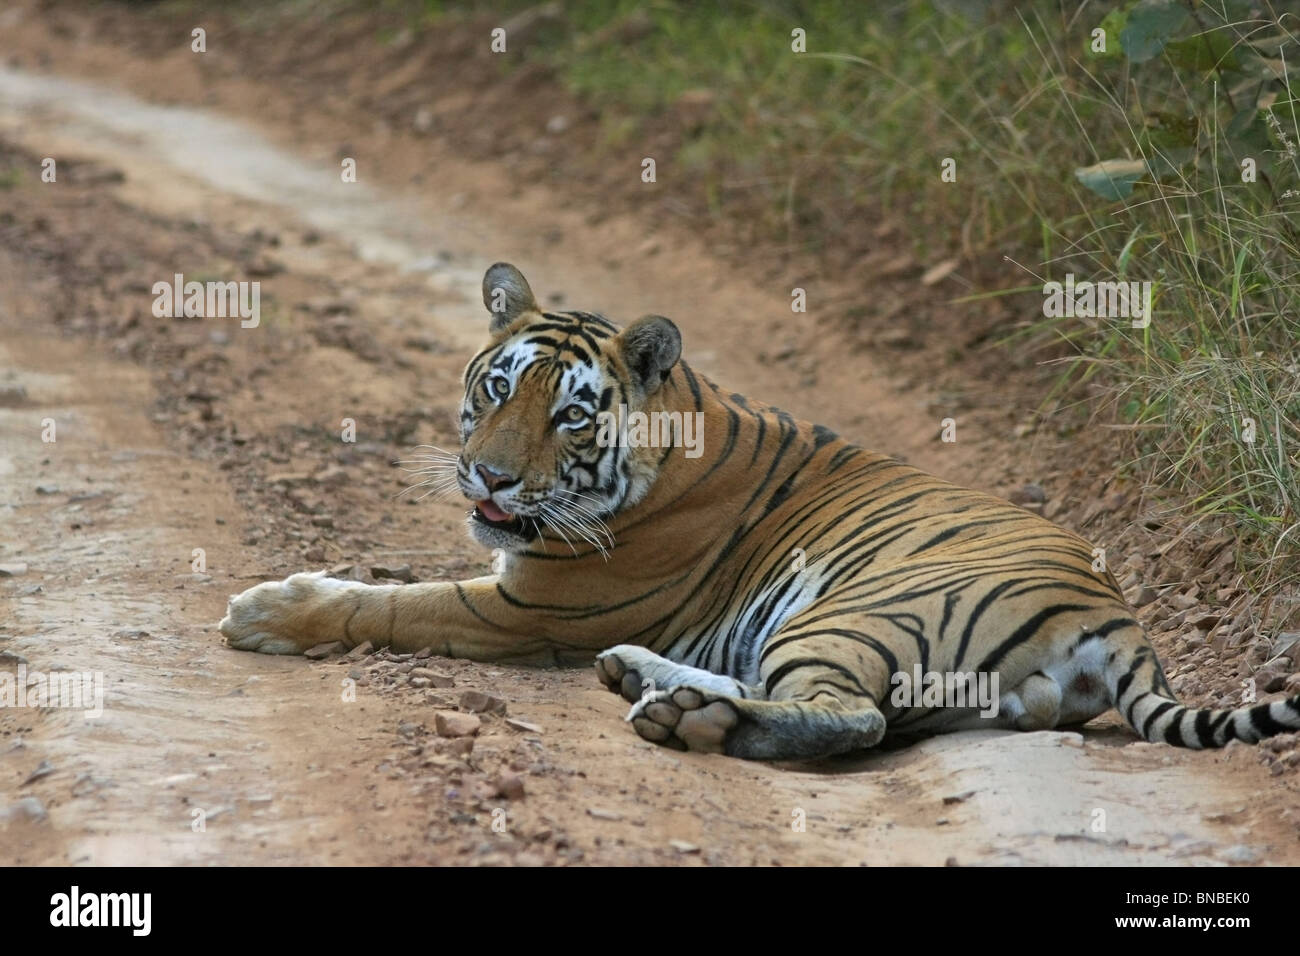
[219,570,593,664]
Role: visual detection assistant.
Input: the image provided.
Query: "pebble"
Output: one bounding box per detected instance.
[505,718,543,734]
[1009,483,1046,505]
[459,690,507,715]
[496,773,526,800]
[409,668,454,687]
[435,711,481,738]
[345,641,374,660]
[304,641,345,660]
[0,562,29,576]
[1217,844,1260,864]
[371,564,414,583]
[668,839,700,854]
[22,760,55,786]
[0,797,47,824]
[587,807,623,821]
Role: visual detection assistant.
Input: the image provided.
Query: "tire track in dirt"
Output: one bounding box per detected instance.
[0,43,1295,865]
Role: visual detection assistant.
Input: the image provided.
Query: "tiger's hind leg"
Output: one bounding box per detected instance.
[595,644,760,705]
[607,614,894,759]
[626,686,887,758]
[927,670,1065,734]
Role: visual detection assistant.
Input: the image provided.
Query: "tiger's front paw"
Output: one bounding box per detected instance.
[220,570,364,654]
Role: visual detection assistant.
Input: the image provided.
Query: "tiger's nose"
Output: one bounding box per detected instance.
[476,464,517,492]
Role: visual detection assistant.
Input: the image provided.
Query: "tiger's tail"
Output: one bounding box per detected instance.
[1106,622,1300,748]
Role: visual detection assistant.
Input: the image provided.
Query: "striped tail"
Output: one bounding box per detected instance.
[1107,630,1300,748]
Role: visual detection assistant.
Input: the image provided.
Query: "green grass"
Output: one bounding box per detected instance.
[408,0,1299,604]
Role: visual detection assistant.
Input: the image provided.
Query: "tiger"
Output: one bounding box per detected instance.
[219,262,1300,760]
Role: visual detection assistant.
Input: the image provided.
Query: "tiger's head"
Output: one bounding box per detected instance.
[454,263,682,554]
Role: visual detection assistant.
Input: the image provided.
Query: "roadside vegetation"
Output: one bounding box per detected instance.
[407,0,1299,609]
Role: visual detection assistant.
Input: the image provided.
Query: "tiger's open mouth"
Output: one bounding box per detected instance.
[472,500,537,540]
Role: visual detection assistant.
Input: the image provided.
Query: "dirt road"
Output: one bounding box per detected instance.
[1,16,1297,865]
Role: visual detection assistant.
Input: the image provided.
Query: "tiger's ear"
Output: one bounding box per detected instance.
[618,315,681,395]
[482,262,539,336]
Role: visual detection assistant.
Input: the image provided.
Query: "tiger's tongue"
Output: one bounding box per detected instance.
[478,499,512,522]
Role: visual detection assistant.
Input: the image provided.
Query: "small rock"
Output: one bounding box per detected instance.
[668,839,700,854]
[370,564,414,583]
[1218,844,1260,864]
[409,668,454,687]
[345,641,373,660]
[314,465,349,487]
[22,760,54,786]
[435,711,481,738]
[35,484,59,495]
[0,797,47,824]
[304,641,345,660]
[0,562,29,577]
[459,689,507,715]
[586,807,623,821]
[1008,483,1046,505]
[246,254,284,277]
[436,736,474,756]
[505,718,543,734]
[496,773,526,800]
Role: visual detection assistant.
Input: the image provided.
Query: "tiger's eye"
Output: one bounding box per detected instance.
[561,405,588,425]
[489,378,510,400]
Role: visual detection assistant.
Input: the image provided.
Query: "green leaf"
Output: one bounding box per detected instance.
[1164,32,1241,73]
[1075,158,1148,200]
[1120,0,1189,64]
[1226,106,1259,140]
[1146,110,1199,149]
